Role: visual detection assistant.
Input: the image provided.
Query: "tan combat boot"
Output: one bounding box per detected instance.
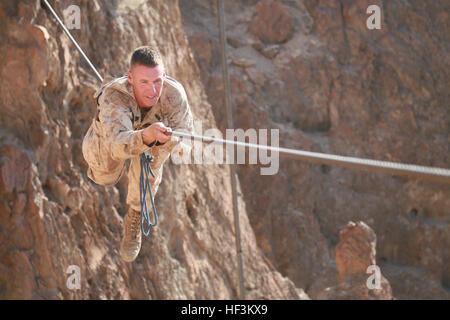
[120,208,142,262]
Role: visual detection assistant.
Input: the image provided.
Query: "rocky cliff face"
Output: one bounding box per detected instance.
[0,0,308,299]
[0,0,448,300]
[180,0,449,299]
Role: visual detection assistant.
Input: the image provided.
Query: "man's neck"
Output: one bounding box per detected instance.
[140,106,151,113]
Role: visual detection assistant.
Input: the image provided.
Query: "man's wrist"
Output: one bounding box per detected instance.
[141,130,156,146]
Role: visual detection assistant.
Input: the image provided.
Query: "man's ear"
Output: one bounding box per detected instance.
[127,70,133,84]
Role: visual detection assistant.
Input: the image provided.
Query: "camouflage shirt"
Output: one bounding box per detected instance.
[94,75,194,161]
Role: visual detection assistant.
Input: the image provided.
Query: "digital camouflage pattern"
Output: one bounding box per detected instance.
[82,75,194,211]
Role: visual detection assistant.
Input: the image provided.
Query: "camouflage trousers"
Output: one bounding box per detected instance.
[82,118,173,212]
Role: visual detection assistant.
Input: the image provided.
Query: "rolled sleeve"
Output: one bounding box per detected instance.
[99,98,150,161]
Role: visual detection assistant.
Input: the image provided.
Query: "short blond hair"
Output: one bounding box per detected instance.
[130,46,164,68]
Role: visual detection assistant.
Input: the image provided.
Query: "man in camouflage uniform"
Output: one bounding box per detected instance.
[82,46,193,262]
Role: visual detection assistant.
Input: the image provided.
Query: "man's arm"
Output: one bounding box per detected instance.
[154,84,194,154]
[99,90,150,161]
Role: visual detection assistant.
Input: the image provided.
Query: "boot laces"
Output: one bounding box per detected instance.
[128,210,141,239]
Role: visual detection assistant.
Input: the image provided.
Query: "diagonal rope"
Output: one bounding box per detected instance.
[43,0,103,82]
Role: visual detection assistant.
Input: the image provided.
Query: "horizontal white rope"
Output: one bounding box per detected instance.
[170,130,450,184]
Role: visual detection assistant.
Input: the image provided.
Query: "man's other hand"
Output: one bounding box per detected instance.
[142,122,172,145]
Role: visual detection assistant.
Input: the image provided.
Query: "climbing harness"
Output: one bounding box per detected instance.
[139,151,158,236]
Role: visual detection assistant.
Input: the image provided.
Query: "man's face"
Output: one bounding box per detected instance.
[128,64,165,108]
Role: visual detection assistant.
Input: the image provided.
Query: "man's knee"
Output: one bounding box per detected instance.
[87,165,125,187]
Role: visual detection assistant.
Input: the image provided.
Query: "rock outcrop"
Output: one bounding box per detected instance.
[249,0,294,44]
[180,0,450,299]
[0,0,307,299]
[318,221,393,299]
